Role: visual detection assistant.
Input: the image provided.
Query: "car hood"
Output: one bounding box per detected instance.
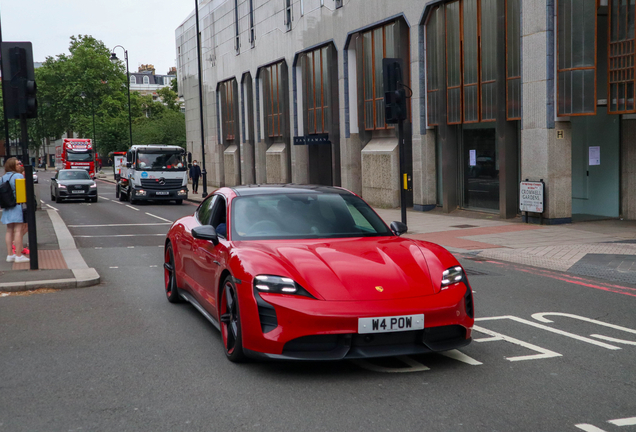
[237,237,436,301]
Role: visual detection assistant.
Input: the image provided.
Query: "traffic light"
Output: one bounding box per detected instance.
[383,58,407,124]
[1,42,38,119]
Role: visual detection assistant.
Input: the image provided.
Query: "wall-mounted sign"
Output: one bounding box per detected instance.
[557,130,564,139]
[293,134,331,145]
[520,181,544,213]
[469,150,477,167]
[589,146,600,166]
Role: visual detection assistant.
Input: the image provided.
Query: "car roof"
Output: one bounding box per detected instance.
[230,184,353,197]
[59,169,89,172]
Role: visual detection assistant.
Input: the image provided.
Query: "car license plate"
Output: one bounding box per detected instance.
[156,191,169,195]
[358,314,424,334]
[71,190,84,194]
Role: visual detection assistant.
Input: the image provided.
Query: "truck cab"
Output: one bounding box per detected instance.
[116,145,188,204]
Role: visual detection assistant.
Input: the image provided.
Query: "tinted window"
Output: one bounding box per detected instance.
[210,196,227,238]
[231,193,392,240]
[59,171,90,180]
[196,195,217,225]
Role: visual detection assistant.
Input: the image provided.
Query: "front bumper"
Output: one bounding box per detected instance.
[132,188,188,201]
[239,282,474,360]
[58,189,97,199]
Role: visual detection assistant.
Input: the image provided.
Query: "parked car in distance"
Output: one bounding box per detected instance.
[51,169,98,203]
[33,170,38,184]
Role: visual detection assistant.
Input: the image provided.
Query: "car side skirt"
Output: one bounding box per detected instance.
[179,290,220,331]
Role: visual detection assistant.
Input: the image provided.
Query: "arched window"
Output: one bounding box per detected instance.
[143,76,150,85]
[130,75,137,84]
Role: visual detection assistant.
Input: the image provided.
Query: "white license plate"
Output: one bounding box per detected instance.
[155,191,169,195]
[358,314,424,334]
[71,190,84,194]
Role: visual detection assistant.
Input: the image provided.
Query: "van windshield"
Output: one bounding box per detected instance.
[136,152,186,171]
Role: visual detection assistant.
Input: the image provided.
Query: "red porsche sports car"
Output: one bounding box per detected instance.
[164,185,474,362]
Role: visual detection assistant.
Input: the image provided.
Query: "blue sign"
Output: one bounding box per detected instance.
[141,171,149,178]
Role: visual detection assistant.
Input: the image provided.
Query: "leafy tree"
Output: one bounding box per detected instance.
[156,86,180,112]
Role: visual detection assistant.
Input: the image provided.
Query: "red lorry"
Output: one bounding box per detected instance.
[56,139,96,178]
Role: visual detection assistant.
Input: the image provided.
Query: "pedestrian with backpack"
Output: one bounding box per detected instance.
[1,157,29,263]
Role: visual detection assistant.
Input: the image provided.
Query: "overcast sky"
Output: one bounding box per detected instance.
[1,0,196,75]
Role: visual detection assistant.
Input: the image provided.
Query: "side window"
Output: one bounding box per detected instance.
[210,196,228,238]
[196,195,218,225]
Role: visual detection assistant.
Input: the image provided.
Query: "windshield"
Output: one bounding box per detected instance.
[59,171,90,180]
[66,150,94,162]
[231,193,392,240]
[136,151,185,171]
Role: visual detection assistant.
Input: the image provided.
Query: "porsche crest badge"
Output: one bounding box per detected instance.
[375,286,384,292]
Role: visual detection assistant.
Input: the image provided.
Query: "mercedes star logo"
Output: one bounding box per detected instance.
[158,178,166,185]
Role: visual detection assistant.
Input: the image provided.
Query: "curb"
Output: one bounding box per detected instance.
[0,210,101,292]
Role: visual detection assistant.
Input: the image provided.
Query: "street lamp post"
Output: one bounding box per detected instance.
[110,46,133,149]
[195,0,208,196]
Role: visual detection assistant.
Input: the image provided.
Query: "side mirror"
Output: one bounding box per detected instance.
[192,225,219,245]
[390,221,408,236]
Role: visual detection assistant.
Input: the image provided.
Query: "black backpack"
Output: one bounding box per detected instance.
[0,173,17,209]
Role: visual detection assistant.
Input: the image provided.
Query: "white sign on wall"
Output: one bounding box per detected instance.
[469,150,477,167]
[589,146,600,166]
[520,181,544,213]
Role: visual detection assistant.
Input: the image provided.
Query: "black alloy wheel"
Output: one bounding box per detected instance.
[219,276,245,362]
[164,243,182,303]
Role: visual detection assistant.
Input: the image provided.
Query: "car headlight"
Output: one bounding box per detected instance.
[90,183,97,188]
[441,266,465,289]
[58,184,67,189]
[254,275,315,298]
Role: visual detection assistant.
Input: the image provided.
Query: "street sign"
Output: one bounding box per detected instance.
[520,181,544,213]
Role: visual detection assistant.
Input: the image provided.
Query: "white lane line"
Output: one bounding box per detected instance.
[126,205,139,211]
[73,234,166,238]
[145,212,173,223]
[101,196,110,201]
[46,204,59,211]
[473,325,562,362]
[476,315,621,350]
[591,334,636,346]
[110,266,119,269]
[128,246,135,248]
[575,425,607,432]
[94,247,102,249]
[68,223,171,228]
[149,265,158,268]
[439,349,483,365]
[609,417,636,426]
[114,201,123,205]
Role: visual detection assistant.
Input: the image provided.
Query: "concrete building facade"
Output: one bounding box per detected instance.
[175,0,636,222]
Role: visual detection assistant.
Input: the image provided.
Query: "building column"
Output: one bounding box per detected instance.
[622,119,636,220]
[520,0,572,224]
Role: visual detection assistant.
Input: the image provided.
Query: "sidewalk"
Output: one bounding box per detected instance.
[0,168,100,293]
[98,171,636,286]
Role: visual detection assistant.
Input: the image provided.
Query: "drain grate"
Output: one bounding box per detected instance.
[450,224,479,229]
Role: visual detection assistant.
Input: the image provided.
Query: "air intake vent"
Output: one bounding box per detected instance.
[254,290,277,333]
[464,287,474,318]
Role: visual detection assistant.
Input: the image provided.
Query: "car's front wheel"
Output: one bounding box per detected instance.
[164,243,182,304]
[220,276,245,362]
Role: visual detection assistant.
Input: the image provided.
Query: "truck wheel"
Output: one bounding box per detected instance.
[115,185,120,199]
[129,190,137,205]
[119,188,127,202]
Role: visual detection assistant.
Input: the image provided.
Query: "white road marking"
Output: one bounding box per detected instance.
[532,312,636,337]
[68,223,171,228]
[473,325,562,362]
[158,245,164,248]
[591,334,636,346]
[45,204,58,211]
[101,197,110,201]
[109,266,118,269]
[126,205,139,211]
[94,247,102,249]
[352,356,430,373]
[476,315,621,350]
[609,417,636,426]
[73,234,166,238]
[439,349,482,365]
[145,212,173,223]
[575,425,607,432]
[128,246,135,248]
[149,265,158,268]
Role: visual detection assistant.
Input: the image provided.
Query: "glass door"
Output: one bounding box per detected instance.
[461,124,499,211]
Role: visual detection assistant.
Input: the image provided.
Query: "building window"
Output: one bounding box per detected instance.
[285,0,292,31]
[557,0,597,116]
[235,0,240,53]
[362,22,396,130]
[130,76,137,84]
[426,0,520,125]
[263,62,284,138]
[249,0,255,46]
[302,47,330,134]
[506,0,521,120]
[609,0,635,114]
[426,6,444,126]
[143,76,150,85]
[221,80,236,141]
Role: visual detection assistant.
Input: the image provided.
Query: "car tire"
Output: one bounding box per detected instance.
[220,276,246,362]
[55,193,61,203]
[164,243,182,304]
[175,199,183,205]
[51,190,55,201]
